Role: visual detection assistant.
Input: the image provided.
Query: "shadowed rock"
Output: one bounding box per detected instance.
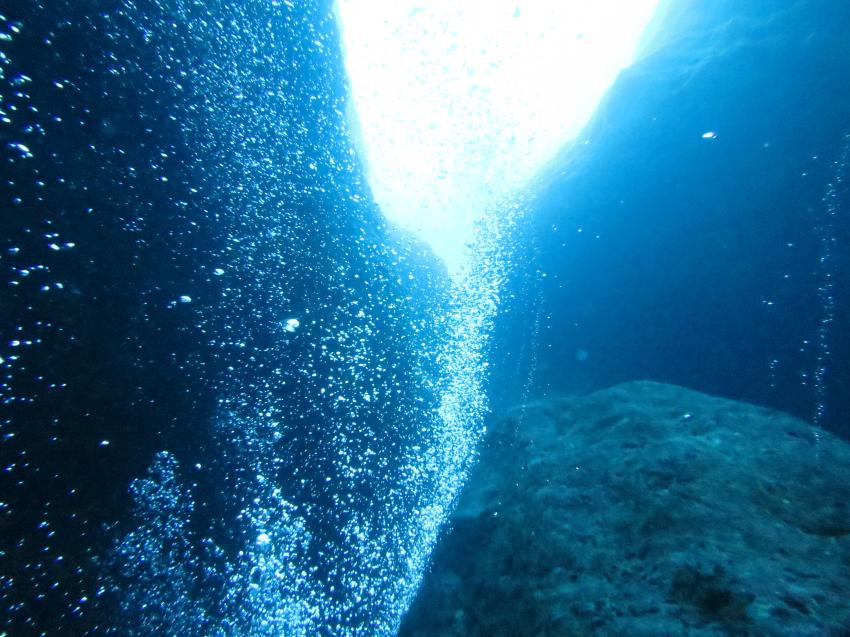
[400,381,850,637]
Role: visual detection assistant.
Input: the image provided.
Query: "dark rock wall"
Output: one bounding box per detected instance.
[0,2,446,633]
[492,0,850,435]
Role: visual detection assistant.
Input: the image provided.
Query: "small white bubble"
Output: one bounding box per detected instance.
[8,142,32,157]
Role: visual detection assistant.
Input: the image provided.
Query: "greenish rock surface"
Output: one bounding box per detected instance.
[399,382,850,637]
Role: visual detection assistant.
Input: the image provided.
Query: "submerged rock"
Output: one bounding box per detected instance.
[400,381,850,636]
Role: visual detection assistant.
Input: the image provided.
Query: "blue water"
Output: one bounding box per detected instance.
[491,0,850,435]
[1,0,848,635]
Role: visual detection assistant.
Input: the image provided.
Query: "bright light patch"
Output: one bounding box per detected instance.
[337,1,660,274]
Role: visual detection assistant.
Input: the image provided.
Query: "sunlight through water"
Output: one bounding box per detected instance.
[6,2,850,636]
[336,0,662,275]
[6,2,661,635]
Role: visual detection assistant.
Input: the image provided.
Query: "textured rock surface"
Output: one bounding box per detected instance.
[399,382,850,636]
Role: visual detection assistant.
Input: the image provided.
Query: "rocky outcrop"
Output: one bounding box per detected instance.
[400,382,850,636]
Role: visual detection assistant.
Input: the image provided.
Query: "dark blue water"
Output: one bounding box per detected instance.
[1,0,848,635]
[493,0,850,438]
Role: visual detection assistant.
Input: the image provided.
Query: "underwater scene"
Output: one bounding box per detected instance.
[1,0,849,635]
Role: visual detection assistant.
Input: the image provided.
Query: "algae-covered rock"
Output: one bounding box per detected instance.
[400,382,850,636]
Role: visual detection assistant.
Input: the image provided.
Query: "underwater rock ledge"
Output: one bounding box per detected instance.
[399,381,850,637]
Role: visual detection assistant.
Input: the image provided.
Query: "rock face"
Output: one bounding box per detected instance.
[399,382,850,637]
